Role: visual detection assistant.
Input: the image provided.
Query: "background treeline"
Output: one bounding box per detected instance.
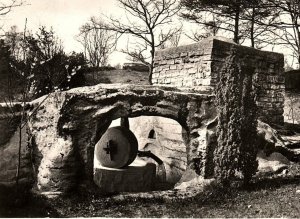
[180,0,300,68]
[0,26,88,101]
[0,25,122,102]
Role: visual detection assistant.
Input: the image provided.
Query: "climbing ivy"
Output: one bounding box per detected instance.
[214,47,258,185]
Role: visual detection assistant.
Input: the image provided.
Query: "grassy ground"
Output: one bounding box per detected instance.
[85,69,149,86]
[0,69,149,102]
[2,171,300,218]
[53,177,300,218]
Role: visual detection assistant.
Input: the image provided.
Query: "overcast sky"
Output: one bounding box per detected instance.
[3,0,129,65]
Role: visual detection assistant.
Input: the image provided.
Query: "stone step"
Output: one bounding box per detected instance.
[94,159,156,193]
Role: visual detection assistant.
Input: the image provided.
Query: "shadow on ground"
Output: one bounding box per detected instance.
[0,186,59,217]
[2,174,300,218]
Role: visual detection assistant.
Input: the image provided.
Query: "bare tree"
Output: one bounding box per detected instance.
[0,0,24,33]
[123,39,150,64]
[0,0,23,16]
[78,17,117,68]
[158,25,182,49]
[185,14,222,42]
[92,0,181,84]
[236,0,280,49]
[1,18,30,186]
[264,0,300,67]
[4,25,23,60]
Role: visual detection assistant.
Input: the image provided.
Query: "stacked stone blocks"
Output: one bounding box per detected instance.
[152,37,285,125]
[152,40,214,89]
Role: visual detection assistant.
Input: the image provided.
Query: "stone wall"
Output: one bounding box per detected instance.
[152,37,285,125]
[152,39,215,91]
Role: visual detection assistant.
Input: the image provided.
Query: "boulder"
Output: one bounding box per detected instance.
[174,175,216,191]
[257,120,300,162]
[268,152,290,165]
[257,150,289,174]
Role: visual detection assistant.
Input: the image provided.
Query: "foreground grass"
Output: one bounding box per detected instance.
[1,176,300,218]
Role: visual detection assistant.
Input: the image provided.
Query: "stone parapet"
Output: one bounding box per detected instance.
[152,37,285,125]
[153,38,214,91]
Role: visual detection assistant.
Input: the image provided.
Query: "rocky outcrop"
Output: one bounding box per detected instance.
[27,84,217,194]
[0,38,287,196]
[257,151,289,174]
[257,120,300,162]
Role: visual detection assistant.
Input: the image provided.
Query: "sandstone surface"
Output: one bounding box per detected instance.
[26,84,217,193]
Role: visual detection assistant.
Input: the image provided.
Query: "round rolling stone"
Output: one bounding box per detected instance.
[95,126,138,168]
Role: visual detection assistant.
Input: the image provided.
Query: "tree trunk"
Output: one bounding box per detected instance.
[233,4,240,44]
[149,31,155,85]
[16,124,22,186]
[296,25,300,67]
[250,7,255,48]
[148,64,153,85]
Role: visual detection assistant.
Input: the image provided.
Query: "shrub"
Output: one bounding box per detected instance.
[30,52,87,98]
[214,47,258,185]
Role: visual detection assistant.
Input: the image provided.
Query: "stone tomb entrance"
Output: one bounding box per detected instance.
[93,116,188,192]
[27,84,217,194]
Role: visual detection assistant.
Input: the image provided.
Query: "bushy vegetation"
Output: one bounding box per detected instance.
[214,48,258,185]
[0,26,88,101]
[0,40,24,100]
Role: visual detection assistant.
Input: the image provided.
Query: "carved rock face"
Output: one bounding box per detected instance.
[26,84,217,194]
